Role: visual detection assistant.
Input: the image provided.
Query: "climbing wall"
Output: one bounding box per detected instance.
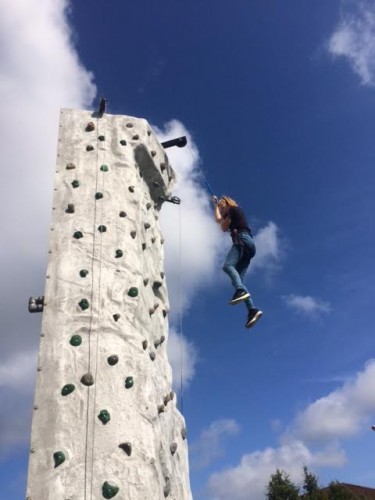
[26,108,192,500]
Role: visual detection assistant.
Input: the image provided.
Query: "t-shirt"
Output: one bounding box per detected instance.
[228,206,251,240]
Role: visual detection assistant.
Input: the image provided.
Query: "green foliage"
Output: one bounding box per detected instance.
[302,465,321,499]
[326,482,353,499]
[266,469,299,500]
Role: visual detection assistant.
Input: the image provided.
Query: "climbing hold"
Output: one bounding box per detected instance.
[149,308,155,316]
[53,451,65,468]
[113,314,120,322]
[130,231,136,239]
[146,202,152,210]
[161,238,165,244]
[142,340,148,350]
[170,443,177,455]
[158,404,165,414]
[98,410,110,425]
[61,384,75,396]
[142,243,146,251]
[95,192,103,200]
[102,482,119,499]
[98,135,105,141]
[163,394,171,406]
[79,299,89,310]
[160,162,166,172]
[119,442,132,456]
[181,427,187,440]
[154,336,165,348]
[151,237,156,244]
[164,478,171,498]
[119,211,127,217]
[66,163,76,170]
[71,180,79,188]
[149,352,156,361]
[80,269,89,277]
[143,278,149,286]
[66,204,75,214]
[128,186,135,193]
[70,335,82,346]
[132,134,139,140]
[81,372,94,386]
[128,287,138,298]
[86,145,94,151]
[153,281,162,290]
[144,223,151,230]
[125,376,134,389]
[151,150,157,157]
[107,355,119,366]
[162,310,168,318]
[119,139,127,146]
[100,164,109,172]
[86,122,95,132]
[115,249,123,258]
[160,272,165,279]
[126,123,133,128]
[98,225,107,233]
[153,181,160,188]
[73,231,83,239]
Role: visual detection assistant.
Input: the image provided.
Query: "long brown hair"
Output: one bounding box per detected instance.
[219,196,238,208]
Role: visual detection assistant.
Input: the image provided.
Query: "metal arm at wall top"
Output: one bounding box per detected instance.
[161,136,187,149]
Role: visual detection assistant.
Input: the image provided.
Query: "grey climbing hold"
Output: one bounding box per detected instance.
[132,134,139,140]
[81,372,94,386]
[142,340,148,350]
[128,186,135,193]
[144,223,151,230]
[61,384,75,396]
[107,355,119,366]
[95,192,103,200]
[125,376,134,389]
[71,180,79,188]
[161,238,165,244]
[130,231,136,239]
[143,278,149,286]
[162,310,168,318]
[149,352,156,361]
[170,443,177,455]
[142,243,146,250]
[151,150,156,157]
[80,269,89,277]
[86,122,95,132]
[149,308,155,316]
[119,211,127,217]
[181,427,187,440]
[113,314,120,322]
[53,451,65,468]
[119,442,132,456]
[100,164,109,172]
[126,123,133,128]
[164,478,171,498]
[158,404,165,414]
[98,225,107,233]
[98,135,105,141]
[115,249,123,258]
[151,237,156,244]
[66,204,75,213]
[102,481,119,499]
[153,281,162,290]
[86,145,94,151]
[160,272,165,279]
[79,299,89,310]
[146,202,152,210]
[73,231,83,239]
[98,409,110,425]
[66,163,76,170]
[160,162,166,172]
[70,335,82,346]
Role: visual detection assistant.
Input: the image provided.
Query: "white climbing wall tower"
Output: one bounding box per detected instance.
[26,108,192,500]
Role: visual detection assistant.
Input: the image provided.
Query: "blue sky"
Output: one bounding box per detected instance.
[1,1,375,498]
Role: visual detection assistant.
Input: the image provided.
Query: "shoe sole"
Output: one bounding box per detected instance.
[245,311,263,329]
[229,292,250,305]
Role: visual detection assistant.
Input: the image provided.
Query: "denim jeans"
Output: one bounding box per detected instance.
[223,231,256,311]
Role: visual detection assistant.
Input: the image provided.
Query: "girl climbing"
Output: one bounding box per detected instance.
[212,195,263,329]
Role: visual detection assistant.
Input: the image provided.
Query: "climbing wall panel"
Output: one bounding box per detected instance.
[26,109,192,500]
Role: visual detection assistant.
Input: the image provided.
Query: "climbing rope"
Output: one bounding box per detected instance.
[187,143,215,197]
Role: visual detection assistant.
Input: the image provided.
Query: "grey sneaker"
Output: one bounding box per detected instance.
[245,308,263,328]
[229,289,250,305]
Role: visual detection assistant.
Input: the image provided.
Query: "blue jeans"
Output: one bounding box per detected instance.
[223,231,256,311]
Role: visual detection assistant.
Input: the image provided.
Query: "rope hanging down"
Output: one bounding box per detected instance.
[187,144,215,197]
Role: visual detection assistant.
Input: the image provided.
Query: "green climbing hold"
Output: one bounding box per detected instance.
[95,192,103,200]
[70,335,82,346]
[98,225,107,233]
[71,180,79,188]
[98,135,105,141]
[120,139,127,146]
[79,299,89,310]
[100,164,109,172]
[98,409,110,425]
[53,451,65,468]
[73,231,83,239]
[80,269,89,278]
[125,376,134,389]
[115,249,123,258]
[102,482,119,499]
[61,384,75,396]
[128,287,138,298]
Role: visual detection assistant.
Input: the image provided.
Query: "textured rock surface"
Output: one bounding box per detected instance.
[26,109,192,499]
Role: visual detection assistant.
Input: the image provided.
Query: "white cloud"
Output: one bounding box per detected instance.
[283,294,331,316]
[206,361,375,500]
[167,328,198,392]
[190,419,240,470]
[0,350,37,393]
[250,222,283,275]
[328,1,375,86]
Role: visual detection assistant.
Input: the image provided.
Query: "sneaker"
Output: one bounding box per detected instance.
[229,289,250,305]
[245,308,263,328]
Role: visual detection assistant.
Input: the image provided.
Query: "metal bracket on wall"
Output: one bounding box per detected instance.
[161,136,187,149]
[159,195,181,205]
[28,296,44,313]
